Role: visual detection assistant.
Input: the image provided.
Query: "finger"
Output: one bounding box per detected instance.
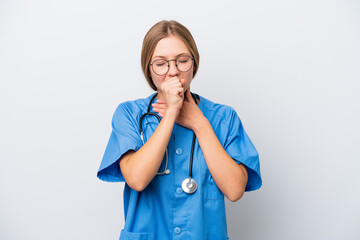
[156,99,166,104]
[152,102,166,107]
[165,76,181,85]
[162,82,183,95]
[175,86,184,96]
[161,78,182,92]
[178,88,185,100]
[152,107,165,115]
[152,103,166,109]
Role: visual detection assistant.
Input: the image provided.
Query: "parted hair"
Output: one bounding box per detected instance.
[141,20,200,90]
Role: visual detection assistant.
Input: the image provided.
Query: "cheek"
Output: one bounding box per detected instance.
[184,71,194,83]
[151,75,166,89]
[182,74,193,90]
[149,68,161,87]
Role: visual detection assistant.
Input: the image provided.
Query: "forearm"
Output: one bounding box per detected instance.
[193,117,248,202]
[120,108,178,191]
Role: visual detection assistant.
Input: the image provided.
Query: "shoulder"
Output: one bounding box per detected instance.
[198,94,238,126]
[112,93,156,121]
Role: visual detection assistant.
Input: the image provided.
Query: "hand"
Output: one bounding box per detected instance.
[152,89,204,130]
[159,77,185,114]
[152,99,167,118]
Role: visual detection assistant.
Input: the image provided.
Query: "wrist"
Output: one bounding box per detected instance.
[193,115,209,135]
[164,107,179,120]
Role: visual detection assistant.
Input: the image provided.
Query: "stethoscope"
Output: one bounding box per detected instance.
[139,92,198,194]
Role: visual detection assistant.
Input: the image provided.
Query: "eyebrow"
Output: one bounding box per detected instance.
[152,53,190,59]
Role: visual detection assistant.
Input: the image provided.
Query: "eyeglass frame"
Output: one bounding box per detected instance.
[149,55,194,76]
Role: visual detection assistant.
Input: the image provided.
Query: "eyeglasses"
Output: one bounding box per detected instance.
[150,55,194,76]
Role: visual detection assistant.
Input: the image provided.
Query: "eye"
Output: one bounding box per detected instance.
[177,56,191,63]
[153,59,167,66]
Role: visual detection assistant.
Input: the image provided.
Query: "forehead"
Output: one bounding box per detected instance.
[152,35,191,58]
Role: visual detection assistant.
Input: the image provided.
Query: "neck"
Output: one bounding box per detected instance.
[156,91,165,101]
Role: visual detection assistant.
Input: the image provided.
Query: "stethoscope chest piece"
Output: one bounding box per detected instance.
[181,177,197,194]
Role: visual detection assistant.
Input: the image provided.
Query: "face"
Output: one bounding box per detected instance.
[149,35,194,93]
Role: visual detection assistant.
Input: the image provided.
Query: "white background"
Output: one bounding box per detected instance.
[1,0,359,239]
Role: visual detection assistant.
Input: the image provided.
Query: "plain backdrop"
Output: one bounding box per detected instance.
[1,0,359,239]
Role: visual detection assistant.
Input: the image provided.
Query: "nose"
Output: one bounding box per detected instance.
[167,60,180,76]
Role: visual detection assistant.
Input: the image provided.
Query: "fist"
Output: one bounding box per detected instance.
[160,77,185,111]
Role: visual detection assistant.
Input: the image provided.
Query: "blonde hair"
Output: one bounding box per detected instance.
[141,20,200,90]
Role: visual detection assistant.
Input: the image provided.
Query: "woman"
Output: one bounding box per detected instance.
[97,20,262,240]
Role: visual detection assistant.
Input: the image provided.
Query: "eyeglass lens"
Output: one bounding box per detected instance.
[152,56,193,76]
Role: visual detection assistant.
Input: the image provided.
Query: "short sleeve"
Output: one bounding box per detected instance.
[224,109,262,191]
[97,104,143,182]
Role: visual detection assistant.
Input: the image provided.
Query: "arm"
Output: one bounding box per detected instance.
[153,90,248,201]
[119,108,178,191]
[119,77,184,191]
[193,117,248,202]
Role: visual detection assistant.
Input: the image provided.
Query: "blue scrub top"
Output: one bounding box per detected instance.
[97,93,262,240]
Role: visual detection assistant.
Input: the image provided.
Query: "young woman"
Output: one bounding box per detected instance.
[97,20,262,240]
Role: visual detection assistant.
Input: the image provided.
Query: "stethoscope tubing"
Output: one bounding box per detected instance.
[139,92,198,193]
